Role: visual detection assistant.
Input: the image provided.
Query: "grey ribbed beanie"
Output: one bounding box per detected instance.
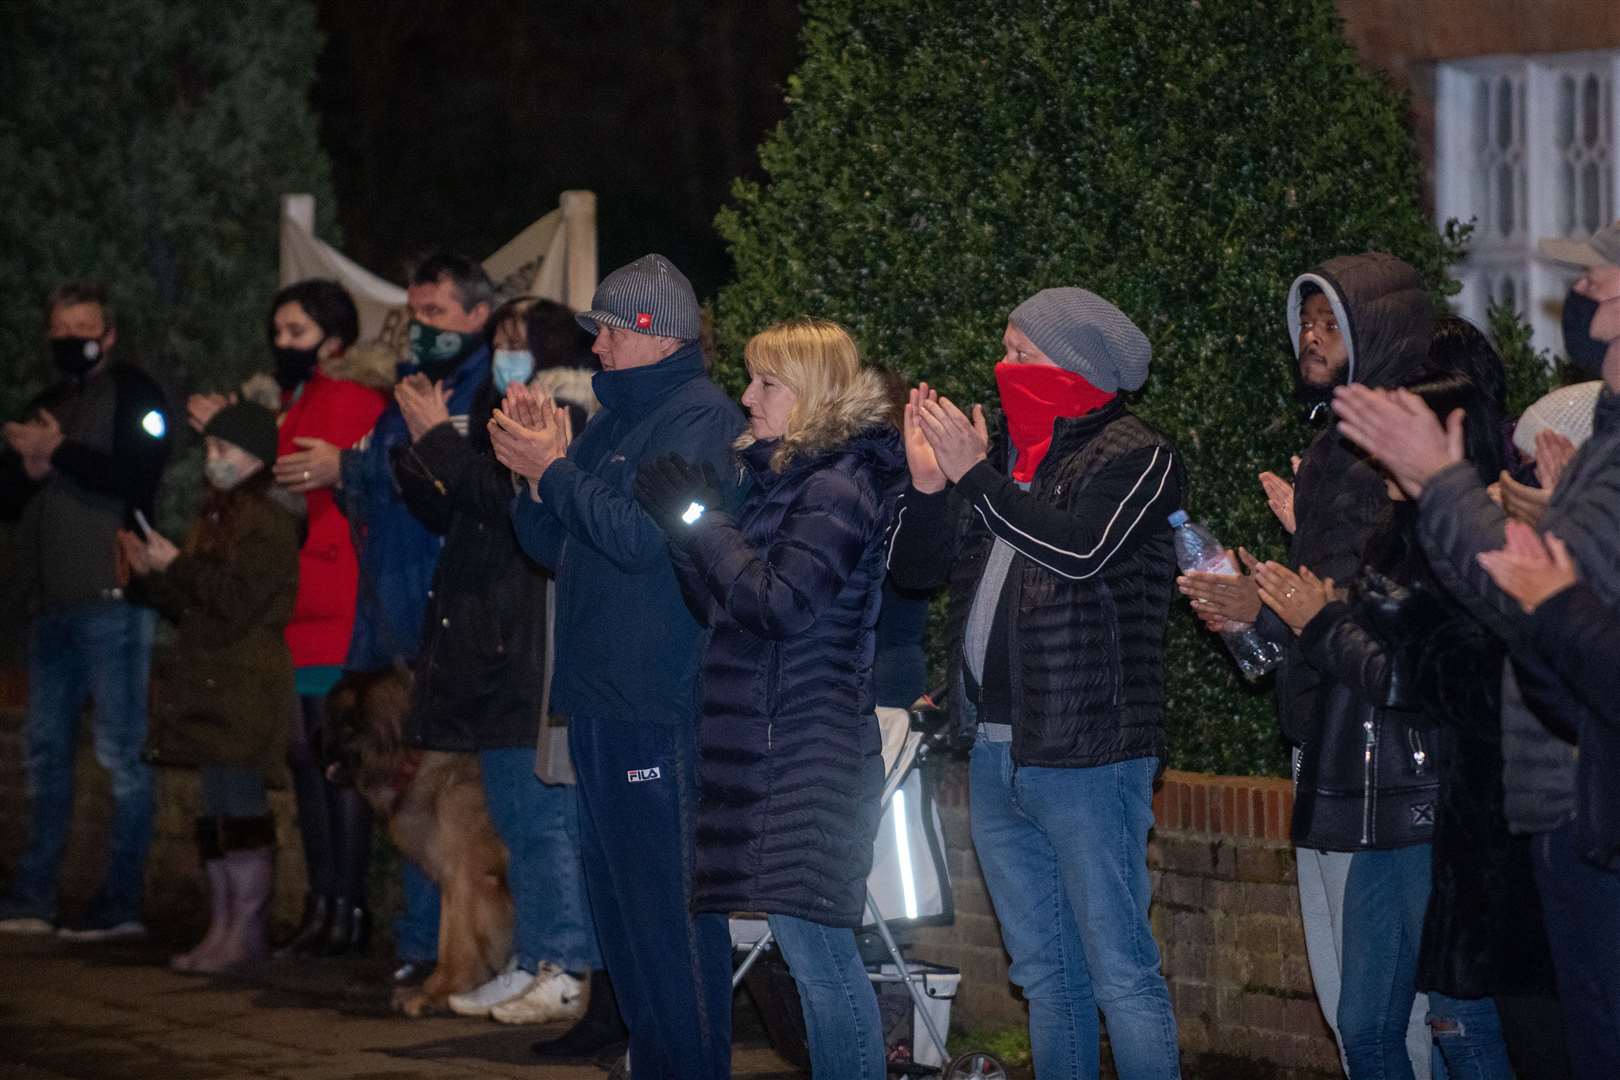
[1008,287,1151,392]
[576,253,701,340]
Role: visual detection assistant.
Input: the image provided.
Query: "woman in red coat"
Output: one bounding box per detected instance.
[268,280,389,956]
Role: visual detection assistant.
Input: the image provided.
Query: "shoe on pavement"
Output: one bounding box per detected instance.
[492,964,588,1025]
[448,967,536,1017]
[0,916,55,935]
[392,958,434,987]
[56,917,148,942]
[530,969,628,1060]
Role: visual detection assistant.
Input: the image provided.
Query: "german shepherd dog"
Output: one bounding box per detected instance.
[324,667,514,1016]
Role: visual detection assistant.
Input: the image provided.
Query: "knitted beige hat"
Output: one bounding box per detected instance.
[1512,381,1603,458]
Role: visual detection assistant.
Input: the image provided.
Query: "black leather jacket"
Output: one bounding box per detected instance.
[1291,515,1441,851]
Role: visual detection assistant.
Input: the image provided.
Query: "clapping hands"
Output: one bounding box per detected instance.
[1252,560,1337,636]
[1478,520,1579,614]
[488,381,573,497]
[4,410,63,478]
[902,382,989,489]
[395,374,451,442]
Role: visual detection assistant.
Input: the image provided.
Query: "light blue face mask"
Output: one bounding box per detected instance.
[492,348,536,393]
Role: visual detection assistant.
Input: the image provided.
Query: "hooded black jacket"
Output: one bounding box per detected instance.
[1264,253,1435,748]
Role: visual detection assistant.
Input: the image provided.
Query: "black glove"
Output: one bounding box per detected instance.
[634,453,726,534]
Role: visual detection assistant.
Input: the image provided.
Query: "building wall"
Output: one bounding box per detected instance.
[1335,0,1620,209]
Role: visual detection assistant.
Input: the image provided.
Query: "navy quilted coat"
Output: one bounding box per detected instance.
[672,378,905,927]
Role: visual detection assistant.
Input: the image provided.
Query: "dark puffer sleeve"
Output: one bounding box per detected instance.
[681,468,875,641]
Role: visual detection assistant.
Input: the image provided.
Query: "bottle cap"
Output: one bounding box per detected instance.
[1167,509,1189,527]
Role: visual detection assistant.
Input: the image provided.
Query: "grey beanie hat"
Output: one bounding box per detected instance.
[1008,287,1151,392]
[576,253,701,341]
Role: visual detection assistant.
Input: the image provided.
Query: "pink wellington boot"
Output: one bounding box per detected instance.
[191,815,276,975]
[171,856,232,972]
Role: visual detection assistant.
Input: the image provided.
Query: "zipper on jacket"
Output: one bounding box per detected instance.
[1361,718,1377,845]
[1406,728,1429,776]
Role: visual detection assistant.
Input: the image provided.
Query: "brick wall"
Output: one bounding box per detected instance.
[1,678,1338,1076]
[909,763,1339,1079]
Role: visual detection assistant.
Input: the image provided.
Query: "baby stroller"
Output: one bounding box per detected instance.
[728,699,1008,1080]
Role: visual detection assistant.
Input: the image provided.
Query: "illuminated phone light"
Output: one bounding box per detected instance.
[141,410,167,438]
[681,501,706,525]
[893,787,919,920]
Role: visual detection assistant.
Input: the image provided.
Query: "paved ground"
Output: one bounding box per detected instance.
[0,933,802,1079]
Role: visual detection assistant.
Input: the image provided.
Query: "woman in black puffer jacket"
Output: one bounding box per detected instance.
[636,317,905,1080]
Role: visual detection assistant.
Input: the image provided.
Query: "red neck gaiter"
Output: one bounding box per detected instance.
[995,362,1116,482]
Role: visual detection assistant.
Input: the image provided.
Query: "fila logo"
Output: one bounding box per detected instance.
[635,312,653,329]
[627,767,662,783]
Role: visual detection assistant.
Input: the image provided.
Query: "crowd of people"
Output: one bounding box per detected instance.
[0,226,1615,1079]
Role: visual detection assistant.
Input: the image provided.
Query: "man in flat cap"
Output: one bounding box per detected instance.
[491,254,743,1078]
[887,287,1184,1078]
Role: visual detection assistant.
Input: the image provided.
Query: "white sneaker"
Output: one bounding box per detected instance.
[56,918,147,942]
[447,967,537,1017]
[491,963,588,1025]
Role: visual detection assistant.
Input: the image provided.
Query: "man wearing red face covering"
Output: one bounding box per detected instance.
[887,288,1184,1078]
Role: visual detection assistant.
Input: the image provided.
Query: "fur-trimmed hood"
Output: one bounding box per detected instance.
[322,341,401,390]
[737,366,898,474]
[237,342,401,409]
[531,365,601,419]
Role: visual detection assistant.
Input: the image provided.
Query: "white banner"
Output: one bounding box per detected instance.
[278,191,598,360]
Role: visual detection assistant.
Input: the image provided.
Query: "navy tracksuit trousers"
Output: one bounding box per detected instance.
[569,713,733,1080]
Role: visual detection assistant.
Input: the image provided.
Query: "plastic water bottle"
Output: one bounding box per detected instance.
[1168,509,1281,681]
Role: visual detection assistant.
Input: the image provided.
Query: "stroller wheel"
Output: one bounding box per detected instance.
[944,1050,1008,1080]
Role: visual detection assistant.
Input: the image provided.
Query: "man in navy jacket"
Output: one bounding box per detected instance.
[492,254,743,1079]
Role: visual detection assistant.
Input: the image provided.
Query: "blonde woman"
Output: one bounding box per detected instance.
[636,318,906,1079]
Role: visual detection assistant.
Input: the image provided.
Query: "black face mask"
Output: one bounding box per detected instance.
[1562,287,1610,374]
[50,335,103,378]
[272,343,322,391]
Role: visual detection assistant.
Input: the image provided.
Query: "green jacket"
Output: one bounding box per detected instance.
[135,489,300,774]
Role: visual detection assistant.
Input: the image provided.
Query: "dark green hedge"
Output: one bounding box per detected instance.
[714,0,1473,775]
[0,0,339,470]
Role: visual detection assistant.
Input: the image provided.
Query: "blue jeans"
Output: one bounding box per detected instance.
[5,603,155,923]
[1426,995,1509,1080]
[1339,846,1511,1080]
[571,714,733,1080]
[969,739,1180,1080]
[394,859,440,964]
[478,747,600,972]
[768,913,884,1080]
[1531,820,1620,1076]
